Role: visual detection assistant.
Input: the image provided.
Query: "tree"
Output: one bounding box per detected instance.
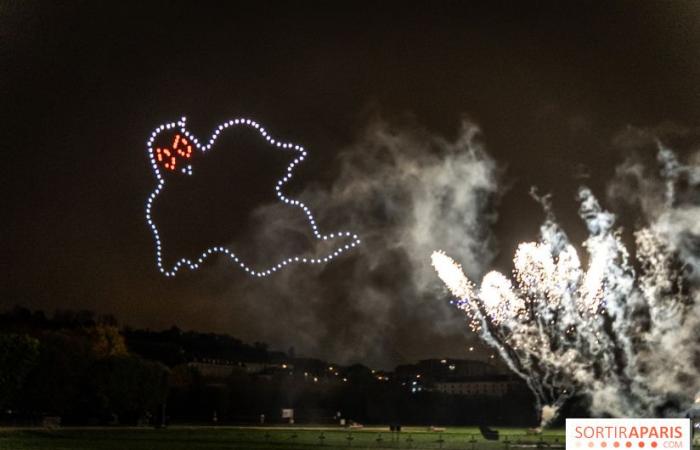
[21,330,92,418]
[89,355,169,424]
[0,333,39,409]
[86,325,128,359]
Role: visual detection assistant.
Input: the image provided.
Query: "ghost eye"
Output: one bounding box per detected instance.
[154,133,194,173]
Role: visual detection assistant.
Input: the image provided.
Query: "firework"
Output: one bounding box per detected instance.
[433,149,699,425]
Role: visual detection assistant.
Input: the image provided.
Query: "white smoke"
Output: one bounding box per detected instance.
[223,118,500,367]
[433,144,699,424]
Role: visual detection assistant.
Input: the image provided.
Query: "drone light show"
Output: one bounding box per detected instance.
[145,117,361,278]
[432,147,700,426]
[6,2,700,443]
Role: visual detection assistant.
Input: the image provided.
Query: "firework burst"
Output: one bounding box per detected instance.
[432,149,699,426]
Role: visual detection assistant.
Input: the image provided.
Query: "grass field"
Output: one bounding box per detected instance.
[0,426,565,450]
[0,426,697,450]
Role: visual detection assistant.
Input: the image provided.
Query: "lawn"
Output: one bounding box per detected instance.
[0,426,566,450]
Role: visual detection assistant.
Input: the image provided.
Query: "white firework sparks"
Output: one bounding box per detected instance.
[432,148,699,426]
[430,251,475,301]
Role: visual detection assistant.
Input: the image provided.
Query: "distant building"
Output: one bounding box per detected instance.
[394,358,528,397]
[188,360,243,378]
[187,359,293,378]
[395,358,505,384]
[433,380,516,397]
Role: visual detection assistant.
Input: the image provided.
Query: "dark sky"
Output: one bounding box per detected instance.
[2,1,700,367]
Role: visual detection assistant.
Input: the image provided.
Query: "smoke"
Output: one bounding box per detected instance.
[432,134,699,423]
[222,118,500,367]
[602,128,700,415]
[608,126,700,282]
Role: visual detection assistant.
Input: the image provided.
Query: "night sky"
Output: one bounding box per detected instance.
[3,1,700,368]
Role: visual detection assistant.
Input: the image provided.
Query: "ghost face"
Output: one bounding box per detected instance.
[154,133,194,175]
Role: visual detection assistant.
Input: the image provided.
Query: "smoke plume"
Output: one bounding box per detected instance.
[223,118,500,368]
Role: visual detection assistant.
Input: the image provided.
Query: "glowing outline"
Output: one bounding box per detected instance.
[145,117,361,277]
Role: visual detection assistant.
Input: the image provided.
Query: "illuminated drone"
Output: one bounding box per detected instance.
[145,117,360,278]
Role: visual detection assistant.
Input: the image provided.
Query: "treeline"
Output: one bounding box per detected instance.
[0,307,279,366]
[0,307,168,425]
[123,327,283,367]
[0,306,313,426]
[0,306,539,427]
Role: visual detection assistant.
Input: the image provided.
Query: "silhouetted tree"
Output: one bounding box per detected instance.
[0,333,39,410]
[88,355,169,424]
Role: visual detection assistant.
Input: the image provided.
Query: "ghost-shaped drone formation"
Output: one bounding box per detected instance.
[145,117,361,278]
